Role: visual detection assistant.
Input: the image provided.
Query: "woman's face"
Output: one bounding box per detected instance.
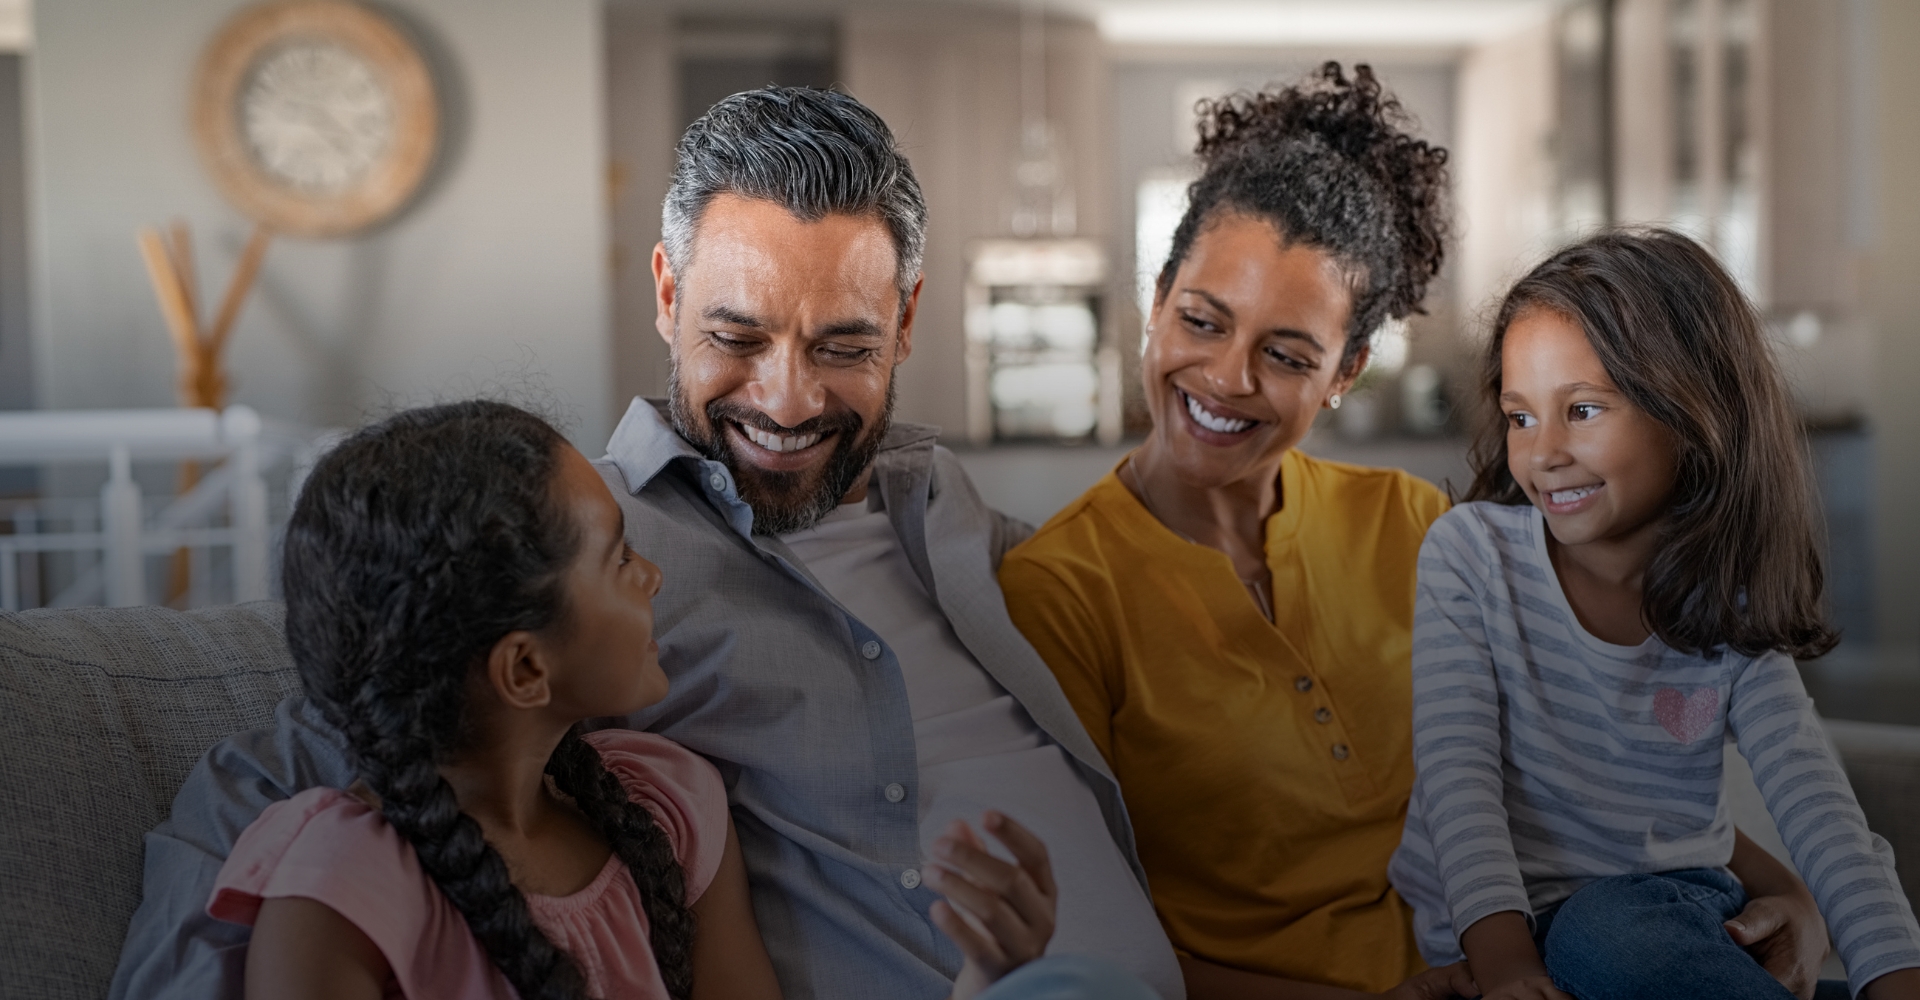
[1499,307,1678,549]
[542,446,670,719]
[1141,212,1360,490]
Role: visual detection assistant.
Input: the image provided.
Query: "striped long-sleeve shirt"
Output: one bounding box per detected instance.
[1387,502,1920,994]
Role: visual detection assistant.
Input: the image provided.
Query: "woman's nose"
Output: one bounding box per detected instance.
[1200,337,1257,396]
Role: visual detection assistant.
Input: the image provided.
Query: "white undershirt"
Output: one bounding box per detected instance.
[782,499,1183,999]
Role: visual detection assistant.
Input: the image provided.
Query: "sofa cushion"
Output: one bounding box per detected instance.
[0,602,294,1000]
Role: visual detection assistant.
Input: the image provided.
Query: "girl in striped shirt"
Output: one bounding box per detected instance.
[1389,229,1920,1000]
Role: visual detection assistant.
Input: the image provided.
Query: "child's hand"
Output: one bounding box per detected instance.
[1479,975,1574,1000]
[925,811,1058,1000]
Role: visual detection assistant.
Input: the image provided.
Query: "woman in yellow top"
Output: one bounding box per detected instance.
[999,64,1830,1000]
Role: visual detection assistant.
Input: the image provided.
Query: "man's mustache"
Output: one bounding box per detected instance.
[705,399,863,440]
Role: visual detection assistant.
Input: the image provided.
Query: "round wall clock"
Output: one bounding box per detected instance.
[192,1,439,238]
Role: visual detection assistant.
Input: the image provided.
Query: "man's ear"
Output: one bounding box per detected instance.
[652,242,677,347]
[485,630,554,711]
[894,275,924,364]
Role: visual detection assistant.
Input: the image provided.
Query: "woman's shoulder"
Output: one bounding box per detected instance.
[580,730,730,899]
[1002,471,1139,575]
[1290,449,1450,528]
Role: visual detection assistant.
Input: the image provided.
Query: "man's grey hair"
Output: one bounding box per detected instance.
[662,87,928,310]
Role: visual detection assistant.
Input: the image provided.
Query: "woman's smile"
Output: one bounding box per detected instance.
[1175,387,1263,442]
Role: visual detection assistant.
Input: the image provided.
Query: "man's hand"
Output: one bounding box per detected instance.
[925,811,1058,1000]
[1379,962,1479,1000]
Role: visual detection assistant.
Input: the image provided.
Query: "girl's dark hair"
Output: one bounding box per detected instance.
[1158,62,1451,371]
[1465,228,1838,659]
[282,400,695,999]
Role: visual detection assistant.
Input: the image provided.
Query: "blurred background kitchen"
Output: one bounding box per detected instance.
[0,0,1914,722]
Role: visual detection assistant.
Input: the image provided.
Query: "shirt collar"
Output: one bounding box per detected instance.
[603,397,704,494]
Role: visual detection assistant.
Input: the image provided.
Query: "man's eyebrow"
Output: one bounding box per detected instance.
[702,305,763,328]
[816,318,886,339]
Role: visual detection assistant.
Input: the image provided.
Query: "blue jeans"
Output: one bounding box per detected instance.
[975,955,1161,1000]
[1536,869,1844,1000]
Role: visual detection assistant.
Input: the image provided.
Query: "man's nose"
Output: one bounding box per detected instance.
[745,339,828,429]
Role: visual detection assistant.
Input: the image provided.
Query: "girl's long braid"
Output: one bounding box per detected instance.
[282,400,693,1000]
[343,666,591,1000]
[548,728,696,997]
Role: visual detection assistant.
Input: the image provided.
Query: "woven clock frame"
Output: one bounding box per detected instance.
[192,1,438,238]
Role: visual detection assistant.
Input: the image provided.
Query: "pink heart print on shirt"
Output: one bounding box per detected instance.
[1653,686,1720,744]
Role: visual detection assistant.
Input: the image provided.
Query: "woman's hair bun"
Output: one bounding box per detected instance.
[1160,62,1451,365]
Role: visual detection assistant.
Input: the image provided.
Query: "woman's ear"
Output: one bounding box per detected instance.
[1334,343,1372,396]
[485,630,555,711]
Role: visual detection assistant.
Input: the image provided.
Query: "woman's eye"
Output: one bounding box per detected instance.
[1263,347,1309,371]
[1180,311,1221,334]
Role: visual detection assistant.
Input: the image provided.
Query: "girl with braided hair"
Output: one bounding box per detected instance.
[204,400,782,1000]
[999,63,1828,999]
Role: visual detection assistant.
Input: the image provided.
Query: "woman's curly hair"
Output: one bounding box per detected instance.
[1157,62,1452,371]
[282,400,696,999]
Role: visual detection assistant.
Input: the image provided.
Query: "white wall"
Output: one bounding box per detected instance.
[28,0,614,451]
[1454,17,1558,331]
[843,6,1113,435]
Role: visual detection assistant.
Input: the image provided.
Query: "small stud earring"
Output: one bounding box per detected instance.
[1329,393,1343,410]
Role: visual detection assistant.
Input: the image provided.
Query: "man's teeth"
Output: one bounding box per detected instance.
[740,424,823,453]
[1549,485,1601,504]
[1185,392,1253,434]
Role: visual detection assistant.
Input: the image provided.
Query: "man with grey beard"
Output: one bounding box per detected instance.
[111,87,1181,1000]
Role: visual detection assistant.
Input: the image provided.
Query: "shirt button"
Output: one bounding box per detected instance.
[900,868,922,889]
[1295,676,1314,693]
[708,472,726,491]
[861,640,882,660]
[884,782,906,803]
[1314,707,1332,724]
[1332,744,1351,761]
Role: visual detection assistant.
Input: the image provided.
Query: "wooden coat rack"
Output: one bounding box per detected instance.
[137,220,272,603]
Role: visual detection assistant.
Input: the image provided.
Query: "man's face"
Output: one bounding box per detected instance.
[653,193,920,534]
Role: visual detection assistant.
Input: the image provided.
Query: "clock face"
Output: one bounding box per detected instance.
[240,41,395,194]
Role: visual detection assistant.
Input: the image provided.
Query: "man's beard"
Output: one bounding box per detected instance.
[669,362,895,536]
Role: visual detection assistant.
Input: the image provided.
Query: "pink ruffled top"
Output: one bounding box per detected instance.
[208,730,728,1000]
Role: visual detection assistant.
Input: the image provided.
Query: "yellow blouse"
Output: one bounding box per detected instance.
[999,448,1448,991]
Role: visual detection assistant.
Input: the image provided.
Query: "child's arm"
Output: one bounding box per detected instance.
[1729,653,1920,994]
[1407,520,1535,970]
[690,818,783,1000]
[1458,912,1571,1000]
[1864,968,1920,999]
[243,896,389,1000]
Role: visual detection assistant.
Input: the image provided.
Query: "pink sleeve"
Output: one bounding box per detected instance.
[583,729,731,903]
[206,788,510,1000]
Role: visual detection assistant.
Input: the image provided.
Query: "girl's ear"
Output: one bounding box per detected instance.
[485,630,555,710]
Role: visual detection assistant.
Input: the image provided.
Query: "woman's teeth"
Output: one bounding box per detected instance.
[1549,485,1601,505]
[1184,392,1253,434]
[740,424,823,453]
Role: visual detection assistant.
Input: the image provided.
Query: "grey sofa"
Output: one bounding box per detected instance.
[0,604,297,1000]
[2,603,1918,999]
